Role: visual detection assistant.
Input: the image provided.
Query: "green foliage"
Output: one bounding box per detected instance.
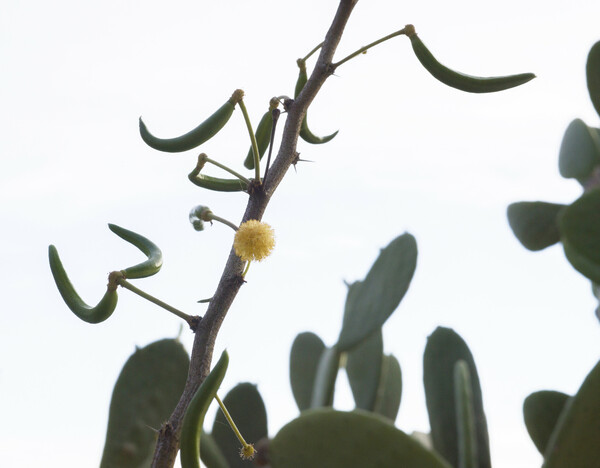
[508,40,600,316]
[543,359,600,467]
[453,361,478,468]
[586,41,600,118]
[506,201,565,251]
[523,390,570,454]
[180,351,229,468]
[199,432,228,468]
[211,383,268,468]
[310,346,341,408]
[268,409,452,468]
[423,327,491,468]
[49,8,598,466]
[337,232,417,351]
[558,119,600,181]
[100,339,189,468]
[289,332,326,411]
[346,330,384,411]
[372,354,402,422]
[559,188,600,276]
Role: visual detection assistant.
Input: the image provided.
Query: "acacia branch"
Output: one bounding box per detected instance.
[150,1,358,466]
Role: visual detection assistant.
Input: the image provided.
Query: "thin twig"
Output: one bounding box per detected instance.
[150,2,359,466]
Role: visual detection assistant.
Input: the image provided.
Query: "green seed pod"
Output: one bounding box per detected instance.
[188,173,249,192]
[180,350,229,468]
[294,59,338,144]
[405,25,535,93]
[244,98,280,170]
[48,244,118,324]
[108,224,163,279]
[139,89,244,153]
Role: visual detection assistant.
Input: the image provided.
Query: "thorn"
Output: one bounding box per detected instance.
[292,152,314,172]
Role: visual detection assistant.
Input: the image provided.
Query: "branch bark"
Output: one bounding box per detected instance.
[151,1,358,466]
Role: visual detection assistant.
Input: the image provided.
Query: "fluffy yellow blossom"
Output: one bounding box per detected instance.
[234,220,275,262]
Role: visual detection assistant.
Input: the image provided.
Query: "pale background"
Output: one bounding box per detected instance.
[1,0,599,467]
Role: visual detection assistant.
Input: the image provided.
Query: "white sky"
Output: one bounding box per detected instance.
[2,0,600,467]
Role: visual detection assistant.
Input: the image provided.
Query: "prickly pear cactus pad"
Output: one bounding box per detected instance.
[289,332,326,411]
[99,338,190,468]
[211,383,268,468]
[543,359,600,468]
[268,408,452,468]
[423,327,491,468]
[523,390,570,454]
[337,233,417,351]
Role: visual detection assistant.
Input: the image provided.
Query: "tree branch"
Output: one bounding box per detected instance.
[150,1,358,466]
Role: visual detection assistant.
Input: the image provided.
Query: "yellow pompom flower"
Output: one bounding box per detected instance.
[233,220,275,262]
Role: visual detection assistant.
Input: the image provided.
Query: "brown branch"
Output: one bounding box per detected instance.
[150,1,358,466]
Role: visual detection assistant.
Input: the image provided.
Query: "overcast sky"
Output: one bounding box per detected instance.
[2,1,600,467]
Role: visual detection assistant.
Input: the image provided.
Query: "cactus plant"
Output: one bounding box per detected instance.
[508,39,600,316]
[46,3,599,467]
